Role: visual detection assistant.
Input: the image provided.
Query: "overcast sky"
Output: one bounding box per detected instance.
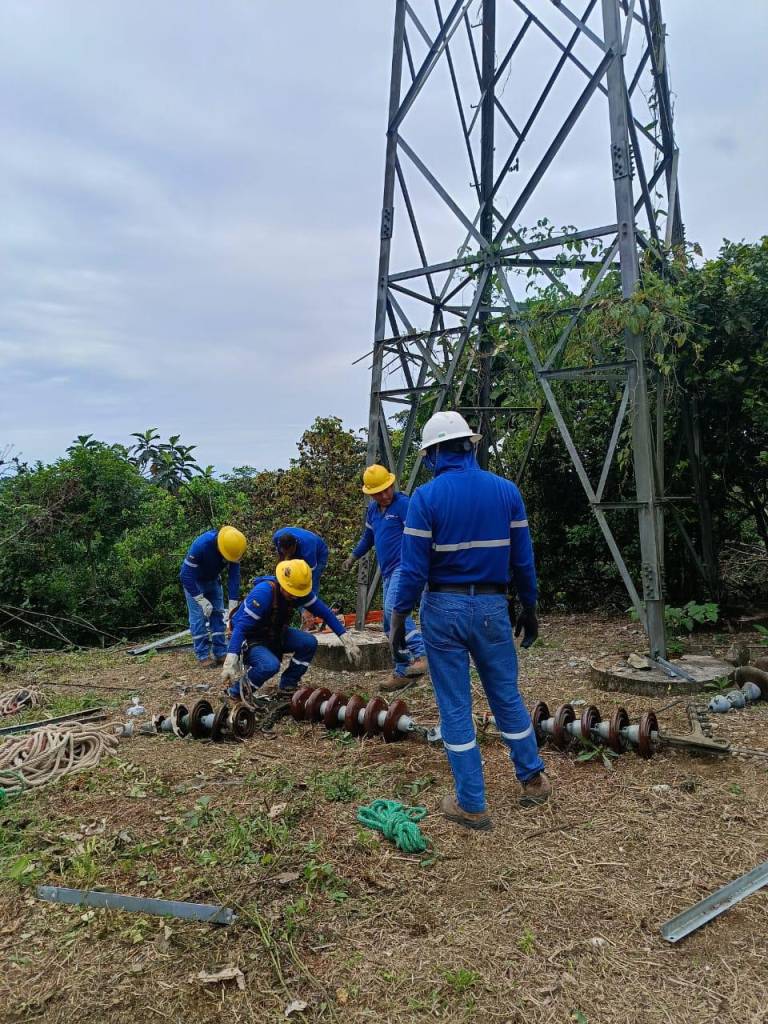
[1,1,765,472]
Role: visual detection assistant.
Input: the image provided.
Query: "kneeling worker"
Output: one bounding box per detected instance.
[390,411,550,831]
[343,463,427,692]
[221,559,360,698]
[180,525,247,666]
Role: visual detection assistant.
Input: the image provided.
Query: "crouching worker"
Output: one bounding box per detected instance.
[180,526,247,666]
[221,559,361,698]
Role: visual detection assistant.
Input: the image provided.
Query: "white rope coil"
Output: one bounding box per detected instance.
[0,723,118,795]
[0,687,44,718]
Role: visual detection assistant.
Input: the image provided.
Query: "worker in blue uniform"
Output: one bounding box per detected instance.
[343,464,427,692]
[179,526,247,666]
[221,559,361,698]
[272,526,329,628]
[390,411,550,830]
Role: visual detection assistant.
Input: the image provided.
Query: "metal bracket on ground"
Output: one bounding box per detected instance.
[36,885,235,925]
[660,860,768,943]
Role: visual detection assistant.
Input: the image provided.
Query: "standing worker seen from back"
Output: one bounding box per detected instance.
[343,464,427,692]
[390,411,549,831]
[179,526,247,666]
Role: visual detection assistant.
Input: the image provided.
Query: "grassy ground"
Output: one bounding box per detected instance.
[0,614,766,1024]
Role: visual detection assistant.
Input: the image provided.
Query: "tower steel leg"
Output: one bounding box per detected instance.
[357,0,407,629]
[602,0,666,656]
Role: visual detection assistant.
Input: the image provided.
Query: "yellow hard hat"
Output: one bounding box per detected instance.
[362,463,396,495]
[276,559,313,598]
[217,525,247,562]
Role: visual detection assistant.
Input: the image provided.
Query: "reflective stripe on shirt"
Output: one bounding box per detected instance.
[243,604,261,621]
[404,526,432,538]
[510,519,529,529]
[432,538,510,552]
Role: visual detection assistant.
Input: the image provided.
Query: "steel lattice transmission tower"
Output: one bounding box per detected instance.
[358,0,714,659]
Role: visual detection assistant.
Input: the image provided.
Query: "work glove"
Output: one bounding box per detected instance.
[193,594,213,619]
[338,632,362,666]
[221,653,241,685]
[515,606,539,649]
[224,599,238,626]
[342,555,357,572]
[389,610,409,660]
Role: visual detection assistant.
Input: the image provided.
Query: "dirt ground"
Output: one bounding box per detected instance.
[0,613,767,1024]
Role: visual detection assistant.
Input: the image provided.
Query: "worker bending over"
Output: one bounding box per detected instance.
[344,464,426,692]
[180,526,247,666]
[391,411,550,831]
[221,559,360,698]
[272,527,329,593]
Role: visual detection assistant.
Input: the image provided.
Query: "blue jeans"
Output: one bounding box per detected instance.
[184,581,226,661]
[383,567,426,676]
[420,591,544,813]
[312,551,328,594]
[229,627,318,699]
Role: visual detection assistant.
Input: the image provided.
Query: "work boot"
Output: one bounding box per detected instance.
[406,657,428,677]
[440,793,493,832]
[380,672,414,693]
[519,771,552,807]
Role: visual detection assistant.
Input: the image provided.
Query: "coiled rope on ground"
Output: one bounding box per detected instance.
[0,723,118,795]
[356,798,429,854]
[0,686,44,718]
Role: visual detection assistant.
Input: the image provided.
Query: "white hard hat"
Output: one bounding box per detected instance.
[419,410,482,453]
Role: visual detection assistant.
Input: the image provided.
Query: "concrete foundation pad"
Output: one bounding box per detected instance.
[312,628,392,673]
[591,654,736,697]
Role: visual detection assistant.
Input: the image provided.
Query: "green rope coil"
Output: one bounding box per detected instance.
[356,798,428,854]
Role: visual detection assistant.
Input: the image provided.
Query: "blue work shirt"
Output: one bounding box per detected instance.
[180,530,241,601]
[352,492,410,579]
[228,576,345,653]
[272,527,328,581]
[395,449,537,612]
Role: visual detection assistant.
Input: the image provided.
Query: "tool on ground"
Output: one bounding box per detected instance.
[650,656,698,684]
[0,723,118,794]
[148,699,256,741]
[290,685,419,741]
[0,706,107,738]
[356,798,429,853]
[127,629,192,656]
[0,687,44,718]
[660,860,768,943]
[36,885,235,925]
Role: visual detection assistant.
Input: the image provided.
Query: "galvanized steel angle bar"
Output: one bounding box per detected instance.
[492,0,599,200]
[512,0,661,152]
[493,47,615,247]
[433,0,481,194]
[493,262,644,620]
[596,380,631,501]
[397,134,488,247]
[542,236,621,371]
[620,0,637,54]
[660,861,768,944]
[549,0,608,52]
[389,0,472,134]
[405,1,434,48]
